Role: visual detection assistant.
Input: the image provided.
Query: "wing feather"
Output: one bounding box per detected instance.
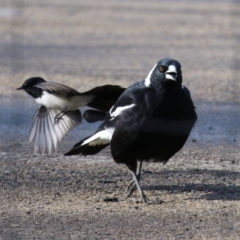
[36,82,80,98]
[29,106,82,154]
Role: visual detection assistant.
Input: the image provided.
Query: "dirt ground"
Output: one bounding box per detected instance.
[0,0,240,239]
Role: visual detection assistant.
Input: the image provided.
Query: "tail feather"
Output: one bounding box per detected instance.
[64,136,109,156]
[65,141,108,156]
[83,109,107,123]
[83,85,125,112]
[65,127,114,156]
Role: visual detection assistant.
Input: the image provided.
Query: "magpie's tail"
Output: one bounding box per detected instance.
[64,137,109,156]
[83,85,125,112]
[64,127,113,156]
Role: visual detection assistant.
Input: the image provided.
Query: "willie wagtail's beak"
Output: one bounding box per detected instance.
[16,86,23,90]
[165,65,177,81]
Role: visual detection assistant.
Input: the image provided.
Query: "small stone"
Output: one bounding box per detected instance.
[103,197,118,202]
[4,170,11,175]
[10,224,19,227]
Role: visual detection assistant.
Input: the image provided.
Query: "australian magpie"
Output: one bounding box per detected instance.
[65,58,197,203]
[17,77,125,155]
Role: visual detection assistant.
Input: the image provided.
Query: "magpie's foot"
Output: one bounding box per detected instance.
[131,193,165,204]
[145,198,165,205]
[126,180,136,197]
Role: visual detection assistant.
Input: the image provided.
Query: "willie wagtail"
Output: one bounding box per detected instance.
[17,77,125,155]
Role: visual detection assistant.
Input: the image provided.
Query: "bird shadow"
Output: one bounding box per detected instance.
[1,166,240,201]
[140,169,240,201]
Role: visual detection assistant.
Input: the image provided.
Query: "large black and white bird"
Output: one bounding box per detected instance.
[65,58,197,203]
[17,77,125,155]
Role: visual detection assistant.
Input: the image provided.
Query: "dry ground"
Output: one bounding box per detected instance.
[0,0,240,239]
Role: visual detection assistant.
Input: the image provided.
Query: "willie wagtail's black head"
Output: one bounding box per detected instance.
[145,58,182,88]
[17,77,46,98]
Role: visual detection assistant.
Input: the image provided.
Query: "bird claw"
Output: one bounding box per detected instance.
[126,189,135,198]
[129,191,164,204]
[140,192,151,203]
[141,194,164,204]
[145,198,165,205]
[127,166,164,204]
[126,180,136,196]
[54,116,62,125]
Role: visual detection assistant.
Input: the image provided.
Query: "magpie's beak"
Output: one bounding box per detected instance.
[165,65,177,81]
[16,86,23,90]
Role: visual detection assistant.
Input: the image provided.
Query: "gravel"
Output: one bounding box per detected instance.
[0,0,240,239]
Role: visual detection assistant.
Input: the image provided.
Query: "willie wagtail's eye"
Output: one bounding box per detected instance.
[159,66,165,72]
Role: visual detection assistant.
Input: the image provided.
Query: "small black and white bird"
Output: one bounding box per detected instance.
[17,77,125,155]
[65,58,197,203]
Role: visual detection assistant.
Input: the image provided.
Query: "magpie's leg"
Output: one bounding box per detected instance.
[130,170,150,203]
[126,160,143,197]
[127,162,164,204]
[130,170,164,204]
[54,110,68,124]
[126,161,142,194]
[126,180,135,194]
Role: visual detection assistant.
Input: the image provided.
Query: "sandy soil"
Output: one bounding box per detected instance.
[0,0,240,239]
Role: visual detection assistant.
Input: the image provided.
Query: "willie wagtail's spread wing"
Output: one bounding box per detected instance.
[83,110,107,123]
[29,106,82,154]
[36,81,81,98]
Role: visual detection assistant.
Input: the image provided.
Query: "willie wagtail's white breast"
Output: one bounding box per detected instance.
[35,91,94,111]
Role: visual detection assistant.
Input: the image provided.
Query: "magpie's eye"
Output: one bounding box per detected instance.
[159,66,165,72]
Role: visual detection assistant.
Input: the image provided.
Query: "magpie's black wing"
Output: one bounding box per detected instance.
[109,81,158,160]
[29,106,82,155]
[111,83,197,164]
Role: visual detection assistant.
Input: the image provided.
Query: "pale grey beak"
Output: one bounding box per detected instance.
[165,65,177,81]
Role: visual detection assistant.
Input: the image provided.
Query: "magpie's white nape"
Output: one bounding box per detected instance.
[65,58,197,204]
[17,77,125,155]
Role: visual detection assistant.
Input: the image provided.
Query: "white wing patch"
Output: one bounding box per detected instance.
[144,63,157,87]
[82,128,115,146]
[110,104,136,120]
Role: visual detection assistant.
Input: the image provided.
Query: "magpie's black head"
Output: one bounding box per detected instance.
[17,77,46,98]
[145,58,182,88]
